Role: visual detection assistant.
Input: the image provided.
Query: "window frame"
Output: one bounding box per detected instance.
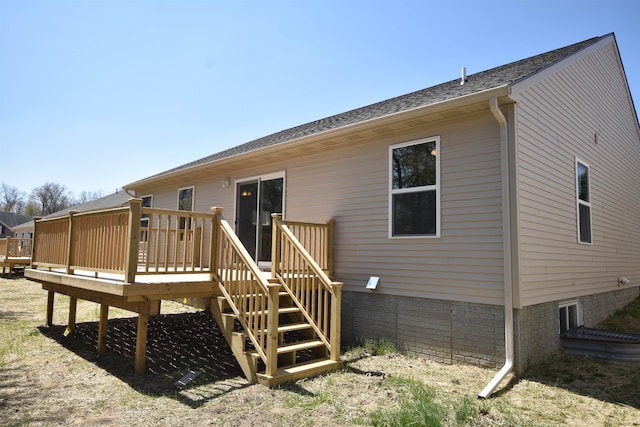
[177,186,194,232]
[388,136,441,239]
[559,300,583,333]
[575,158,592,245]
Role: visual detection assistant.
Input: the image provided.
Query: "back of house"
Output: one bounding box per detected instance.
[124,33,640,375]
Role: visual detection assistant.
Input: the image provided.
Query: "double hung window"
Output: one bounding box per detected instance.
[389,136,440,237]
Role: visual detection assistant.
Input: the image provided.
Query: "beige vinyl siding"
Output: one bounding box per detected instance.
[515,40,640,306]
[286,112,505,305]
[142,111,505,304]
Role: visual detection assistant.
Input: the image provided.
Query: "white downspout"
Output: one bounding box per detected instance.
[478,97,514,399]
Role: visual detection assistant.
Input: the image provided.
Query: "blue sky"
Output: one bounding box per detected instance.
[1,0,639,197]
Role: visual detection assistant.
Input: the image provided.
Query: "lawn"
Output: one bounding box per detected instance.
[1,276,638,426]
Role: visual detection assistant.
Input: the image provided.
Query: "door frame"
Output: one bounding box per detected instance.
[234,170,286,266]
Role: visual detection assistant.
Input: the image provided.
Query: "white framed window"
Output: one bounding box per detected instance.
[389,136,440,238]
[559,300,583,333]
[140,194,153,228]
[177,186,194,231]
[575,159,592,244]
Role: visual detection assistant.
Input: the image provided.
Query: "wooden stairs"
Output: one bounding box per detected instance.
[209,284,343,387]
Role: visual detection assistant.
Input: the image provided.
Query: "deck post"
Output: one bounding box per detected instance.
[134,303,150,375]
[65,296,77,336]
[66,211,78,275]
[125,199,142,284]
[97,304,109,353]
[330,282,343,362]
[46,290,55,326]
[265,281,282,377]
[327,219,335,278]
[271,214,282,278]
[210,207,223,278]
[31,217,41,268]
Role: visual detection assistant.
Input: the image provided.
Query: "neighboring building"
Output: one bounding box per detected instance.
[0,212,33,238]
[121,33,639,377]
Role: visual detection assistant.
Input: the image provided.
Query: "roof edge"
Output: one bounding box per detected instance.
[124,85,511,190]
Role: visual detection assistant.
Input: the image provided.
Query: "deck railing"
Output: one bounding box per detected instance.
[210,207,280,376]
[0,237,33,259]
[29,201,338,375]
[281,218,334,277]
[137,207,214,275]
[31,199,217,282]
[271,213,342,362]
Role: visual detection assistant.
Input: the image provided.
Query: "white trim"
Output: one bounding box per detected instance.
[388,136,441,238]
[511,34,614,99]
[575,158,592,245]
[558,300,584,333]
[140,194,153,208]
[233,170,287,226]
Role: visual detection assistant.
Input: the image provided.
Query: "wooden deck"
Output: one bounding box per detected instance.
[24,201,342,385]
[0,237,32,275]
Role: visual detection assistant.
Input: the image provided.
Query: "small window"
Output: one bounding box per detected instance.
[559,301,583,333]
[389,136,440,238]
[178,187,194,231]
[575,159,592,244]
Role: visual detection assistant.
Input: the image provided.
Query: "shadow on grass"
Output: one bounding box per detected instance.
[37,311,250,408]
[522,350,640,409]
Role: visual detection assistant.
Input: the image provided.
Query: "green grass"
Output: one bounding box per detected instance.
[598,296,640,333]
[369,375,482,427]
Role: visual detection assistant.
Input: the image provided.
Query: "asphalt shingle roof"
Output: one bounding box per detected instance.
[141,34,606,181]
[0,212,33,228]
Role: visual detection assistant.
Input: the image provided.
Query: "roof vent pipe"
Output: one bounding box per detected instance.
[460,67,467,85]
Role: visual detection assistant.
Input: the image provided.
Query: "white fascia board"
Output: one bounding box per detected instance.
[510,34,615,101]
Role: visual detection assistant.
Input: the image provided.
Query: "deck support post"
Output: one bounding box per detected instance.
[265,282,282,377]
[134,303,150,375]
[66,296,77,335]
[330,282,343,362]
[46,290,55,326]
[97,304,109,354]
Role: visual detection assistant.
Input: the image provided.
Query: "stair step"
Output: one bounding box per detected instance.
[256,358,343,387]
[277,322,313,333]
[218,291,289,300]
[276,339,325,355]
[248,339,325,359]
[221,306,300,321]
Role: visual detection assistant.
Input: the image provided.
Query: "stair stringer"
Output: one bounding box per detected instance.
[208,296,259,383]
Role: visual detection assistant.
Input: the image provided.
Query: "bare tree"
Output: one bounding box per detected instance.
[75,190,103,205]
[0,183,26,214]
[31,182,72,215]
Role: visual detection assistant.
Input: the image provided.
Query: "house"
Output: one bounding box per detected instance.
[123,32,640,384]
[26,33,640,394]
[0,212,32,238]
[0,212,33,274]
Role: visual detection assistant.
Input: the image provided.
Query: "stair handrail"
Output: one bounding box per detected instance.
[210,207,280,376]
[271,213,343,362]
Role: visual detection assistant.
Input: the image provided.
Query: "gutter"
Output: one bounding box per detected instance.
[478,96,514,399]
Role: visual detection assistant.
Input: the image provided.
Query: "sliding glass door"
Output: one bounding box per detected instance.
[236,174,284,263]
